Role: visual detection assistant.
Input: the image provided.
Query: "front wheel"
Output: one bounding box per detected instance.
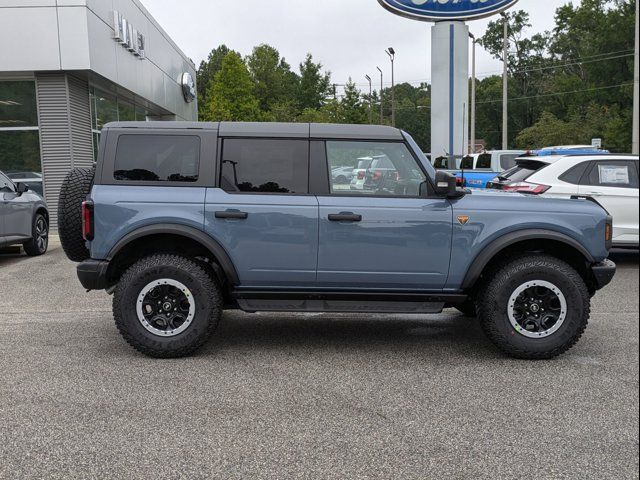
[477,255,590,360]
[113,255,222,358]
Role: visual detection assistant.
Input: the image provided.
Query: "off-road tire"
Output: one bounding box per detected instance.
[58,167,95,262]
[477,254,590,360]
[113,254,222,358]
[23,213,49,256]
[455,298,477,317]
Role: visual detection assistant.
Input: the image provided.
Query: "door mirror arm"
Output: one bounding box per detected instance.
[15,182,29,195]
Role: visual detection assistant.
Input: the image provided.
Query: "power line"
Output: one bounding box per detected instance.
[477,82,633,105]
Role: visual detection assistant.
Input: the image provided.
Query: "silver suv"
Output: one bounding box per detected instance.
[0,170,49,256]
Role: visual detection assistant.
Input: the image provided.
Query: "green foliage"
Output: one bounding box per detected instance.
[196,45,236,119]
[297,54,331,111]
[204,52,261,122]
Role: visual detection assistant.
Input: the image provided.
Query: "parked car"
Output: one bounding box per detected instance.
[6,171,44,197]
[488,154,639,247]
[536,147,607,157]
[432,150,526,189]
[331,166,355,184]
[0,170,49,255]
[57,121,615,360]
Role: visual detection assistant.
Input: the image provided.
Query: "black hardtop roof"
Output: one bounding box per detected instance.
[102,121,404,140]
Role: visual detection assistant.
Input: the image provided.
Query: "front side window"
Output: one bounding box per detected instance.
[0,172,14,192]
[327,141,426,197]
[114,135,200,182]
[220,139,309,194]
[587,161,639,189]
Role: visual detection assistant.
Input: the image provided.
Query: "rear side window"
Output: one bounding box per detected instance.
[220,139,309,194]
[500,154,521,170]
[476,154,492,170]
[558,161,590,185]
[460,156,474,170]
[114,135,200,182]
[586,161,639,189]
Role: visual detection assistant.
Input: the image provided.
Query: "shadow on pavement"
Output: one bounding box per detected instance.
[609,248,639,266]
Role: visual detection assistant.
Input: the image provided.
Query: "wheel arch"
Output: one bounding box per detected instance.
[106,224,240,287]
[461,229,595,291]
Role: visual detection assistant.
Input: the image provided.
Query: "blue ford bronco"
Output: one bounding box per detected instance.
[58,122,616,359]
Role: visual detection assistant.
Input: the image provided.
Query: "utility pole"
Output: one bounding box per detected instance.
[365,74,373,124]
[386,47,396,127]
[376,66,384,124]
[502,13,509,150]
[469,32,476,154]
[633,0,639,155]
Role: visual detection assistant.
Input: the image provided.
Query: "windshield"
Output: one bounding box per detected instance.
[402,132,436,179]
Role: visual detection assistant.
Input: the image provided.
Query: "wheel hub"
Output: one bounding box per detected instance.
[507,280,567,339]
[136,279,195,337]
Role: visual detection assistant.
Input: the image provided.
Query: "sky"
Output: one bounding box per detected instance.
[142,0,580,92]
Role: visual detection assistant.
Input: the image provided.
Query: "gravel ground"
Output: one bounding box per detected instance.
[0,239,638,480]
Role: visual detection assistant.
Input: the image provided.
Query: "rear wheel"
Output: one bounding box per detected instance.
[113,254,222,358]
[58,167,94,262]
[23,213,49,256]
[477,255,590,359]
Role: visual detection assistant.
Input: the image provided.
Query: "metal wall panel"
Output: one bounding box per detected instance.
[36,73,93,228]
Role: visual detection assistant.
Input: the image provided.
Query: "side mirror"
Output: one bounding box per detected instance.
[435,171,465,199]
[16,182,29,194]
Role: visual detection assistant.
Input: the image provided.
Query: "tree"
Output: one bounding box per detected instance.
[204,52,261,122]
[340,79,367,124]
[196,45,236,119]
[297,54,331,110]
[246,44,299,114]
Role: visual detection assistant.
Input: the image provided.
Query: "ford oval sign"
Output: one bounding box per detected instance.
[378,0,518,21]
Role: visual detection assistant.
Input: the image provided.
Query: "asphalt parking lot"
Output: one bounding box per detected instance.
[1,239,638,480]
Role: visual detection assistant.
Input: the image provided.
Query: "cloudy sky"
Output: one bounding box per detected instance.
[142,0,579,91]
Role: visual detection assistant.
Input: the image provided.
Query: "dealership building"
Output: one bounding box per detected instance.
[0,0,197,226]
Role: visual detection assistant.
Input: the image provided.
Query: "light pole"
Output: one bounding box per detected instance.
[376,66,383,124]
[365,75,373,124]
[386,47,396,127]
[469,32,477,154]
[633,0,639,154]
[501,13,509,150]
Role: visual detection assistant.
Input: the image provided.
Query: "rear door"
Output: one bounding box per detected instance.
[579,159,639,244]
[204,137,319,288]
[315,140,452,290]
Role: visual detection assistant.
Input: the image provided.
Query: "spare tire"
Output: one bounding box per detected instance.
[58,167,95,262]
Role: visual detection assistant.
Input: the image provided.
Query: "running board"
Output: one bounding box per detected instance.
[231,290,467,314]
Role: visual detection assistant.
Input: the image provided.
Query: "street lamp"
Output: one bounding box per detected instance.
[501,13,509,150]
[386,47,396,127]
[376,66,383,124]
[469,32,477,154]
[365,74,373,124]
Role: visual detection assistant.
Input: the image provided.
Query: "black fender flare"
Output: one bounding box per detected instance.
[106,224,240,286]
[461,229,595,290]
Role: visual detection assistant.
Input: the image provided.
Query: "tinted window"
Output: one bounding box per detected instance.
[477,154,492,170]
[114,135,200,182]
[433,156,448,169]
[501,160,548,182]
[460,156,474,170]
[327,141,426,197]
[500,154,521,170]
[586,161,639,189]
[559,161,590,185]
[220,139,309,194]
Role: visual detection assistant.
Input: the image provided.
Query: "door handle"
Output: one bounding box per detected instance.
[585,192,603,197]
[215,210,249,220]
[328,213,362,222]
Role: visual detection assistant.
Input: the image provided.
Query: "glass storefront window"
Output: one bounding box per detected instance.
[94,90,118,130]
[0,81,38,128]
[0,130,41,173]
[118,99,135,122]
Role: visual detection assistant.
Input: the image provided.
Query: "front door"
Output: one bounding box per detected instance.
[0,172,31,239]
[579,159,639,244]
[316,140,453,290]
[205,138,319,288]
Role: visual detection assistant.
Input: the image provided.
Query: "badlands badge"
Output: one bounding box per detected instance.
[457,215,470,226]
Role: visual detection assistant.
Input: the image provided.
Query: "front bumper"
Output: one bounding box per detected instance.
[591,259,616,290]
[77,259,110,291]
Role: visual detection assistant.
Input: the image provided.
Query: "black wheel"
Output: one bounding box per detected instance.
[23,213,49,256]
[58,167,95,262]
[454,298,477,317]
[113,254,222,358]
[477,254,590,360]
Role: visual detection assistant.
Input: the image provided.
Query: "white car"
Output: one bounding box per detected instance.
[489,154,639,247]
